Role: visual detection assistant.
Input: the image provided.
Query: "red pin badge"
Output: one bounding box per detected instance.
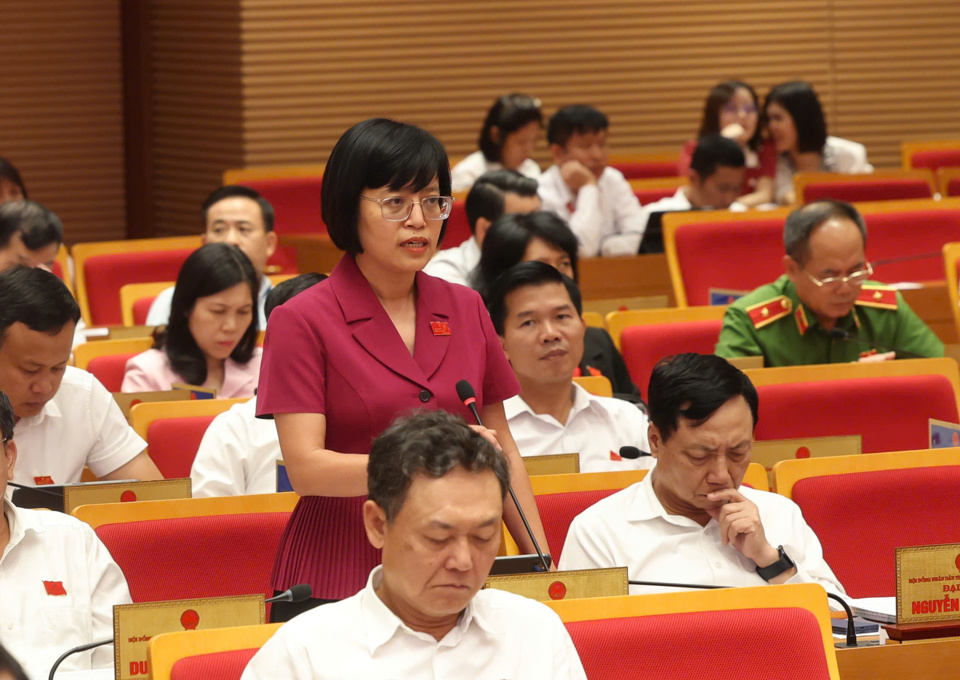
[548,581,567,600]
[44,581,67,596]
[430,321,451,336]
[180,609,200,630]
[120,490,138,503]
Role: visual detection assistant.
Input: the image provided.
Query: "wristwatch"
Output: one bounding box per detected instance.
[756,545,795,582]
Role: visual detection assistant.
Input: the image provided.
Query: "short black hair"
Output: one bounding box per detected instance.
[0,200,63,251]
[764,81,828,154]
[367,410,510,523]
[0,390,13,442]
[648,353,759,443]
[0,266,80,347]
[156,243,259,385]
[690,134,746,180]
[547,105,609,148]
[697,81,763,152]
[201,185,275,232]
[478,93,543,163]
[784,200,867,264]
[0,642,28,680]
[486,261,583,335]
[264,273,327,322]
[473,210,580,301]
[321,118,451,255]
[464,169,539,234]
[0,156,27,199]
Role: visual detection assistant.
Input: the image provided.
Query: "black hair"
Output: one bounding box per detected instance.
[201,185,275,232]
[486,261,583,335]
[697,81,763,152]
[155,243,259,385]
[477,93,543,163]
[784,200,867,265]
[648,353,759,443]
[0,390,13,442]
[0,642,28,680]
[464,169,539,234]
[764,81,828,154]
[547,105,609,148]
[321,118,451,255]
[0,200,63,251]
[0,156,27,199]
[473,211,580,301]
[264,273,327,322]
[0,266,80,347]
[368,410,510,523]
[690,134,746,180]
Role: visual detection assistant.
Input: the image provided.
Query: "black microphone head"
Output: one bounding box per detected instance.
[288,583,312,603]
[455,380,476,403]
[619,446,642,460]
[829,327,850,340]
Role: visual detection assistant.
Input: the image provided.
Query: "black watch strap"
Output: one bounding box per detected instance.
[756,545,795,582]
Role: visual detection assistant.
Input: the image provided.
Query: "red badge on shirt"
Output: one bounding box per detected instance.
[430,321,451,336]
[34,476,54,485]
[43,581,67,596]
[609,450,622,461]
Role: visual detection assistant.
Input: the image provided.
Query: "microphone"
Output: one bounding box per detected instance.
[455,379,551,573]
[618,446,650,459]
[49,639,113,680]
[265,583,312,604]
[827,327,925,360]
[627,579,858,647]
[870,251,940,268]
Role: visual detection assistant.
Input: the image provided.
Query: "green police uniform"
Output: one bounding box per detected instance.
[715,275,944,366]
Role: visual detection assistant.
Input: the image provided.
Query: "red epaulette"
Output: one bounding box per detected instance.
[745,295,792,329]
[855,285,898,311]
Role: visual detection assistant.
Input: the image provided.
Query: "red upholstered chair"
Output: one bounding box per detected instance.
[902,141,960,173]
[133,296,156,326]
[170,649,258,680]
[938,167,960,198]
[74,337,154,392]
[238,176,324,236]
[608,153,680,179]
[795,170,934,204]
[775,449,960,598]
[442,195,472,249]
[88,353,139,393]
[619,319,722,398]
[149,623,282,680]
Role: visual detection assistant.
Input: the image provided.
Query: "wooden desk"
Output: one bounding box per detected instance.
[280,234,343,274]
[837,637,960,679]
[901,283,956,344]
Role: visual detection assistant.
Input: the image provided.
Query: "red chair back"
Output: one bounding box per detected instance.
[754,373,959,453]
[633,186,680,205]
[171,649,259,680]
[442,200,472,249]
[146,415,219,479]
[609,159,678,179]
[88,353,139,393]
[565,607,832,680]
[949,176,960,198]
[909,148,960,173]
[133,297,157,326]
[620,320,723,398]
[802,178,933,203]
[792,465,960,598]
[239,176,324,236]
[535,489,621,563]
[51,259,66,283]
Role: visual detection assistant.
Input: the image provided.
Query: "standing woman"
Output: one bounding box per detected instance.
[257,118,550,620]
[451,93,543,191]
[764,80,873,205]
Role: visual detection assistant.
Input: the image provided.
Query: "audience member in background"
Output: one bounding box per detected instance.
[561,353,845,596]
[146,185,277,329]
[0,267,159,486]
[122,243,261,397]
[242,411,587,680]
[0,200,63,271]
[764,81,873,205]
[424,169,540,286]
[538,105,646,257]
[715,200,942,365]
[644,135,748,220]
[0,644,28,680]
[678,81,776,207]
[191,272,326,497]
[450,93,543,191]
[473,211,642,404]
[0,157,27,204]
[488,263,651,472]
[0,389,132,678]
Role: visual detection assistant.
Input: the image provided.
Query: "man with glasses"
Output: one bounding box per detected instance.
[715,200,942,366]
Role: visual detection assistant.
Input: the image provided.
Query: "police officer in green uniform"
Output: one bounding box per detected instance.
[715,200,944,366]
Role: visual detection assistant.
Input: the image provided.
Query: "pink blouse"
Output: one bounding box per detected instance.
[121,347,262,398]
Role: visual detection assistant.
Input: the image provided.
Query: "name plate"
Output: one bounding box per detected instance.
[930,418,960,448]
[484,567,628,602]
[65,479,192,515]
[276,460,292,493]
[114,595,264,680]
[113,390,191,419]
[523,453,580,477]
[170,383,218,399]
[754,435,861,486]
[897,543,960,625]
[709,287,747,306]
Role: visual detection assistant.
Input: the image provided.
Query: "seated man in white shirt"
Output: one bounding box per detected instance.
[538,105,646,257]
[242,410,587,680]
[487,262,651,472]
[0,267,160,486]
[424,169,541,287]
[561,353,845,596]
[0,389,133,678]
[146,186,278,329]
[191,272,326,497]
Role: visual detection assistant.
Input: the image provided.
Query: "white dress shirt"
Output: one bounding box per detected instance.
[774,135,874,203]
[560,471,845,596]
[190,396,280,497]
[422,237,480,288]
[241,565,587,680]
[450,151,542,192]
[505,383,653,473]
[12,367,147,486]
[145,277,273,330]
[0,499,131,679]
[538,164,646,257]
[643,187,749,215]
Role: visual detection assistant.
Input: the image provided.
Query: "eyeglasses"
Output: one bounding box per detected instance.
[804,262,873,288]
[722,103,757,115]
[360,195,454,222]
